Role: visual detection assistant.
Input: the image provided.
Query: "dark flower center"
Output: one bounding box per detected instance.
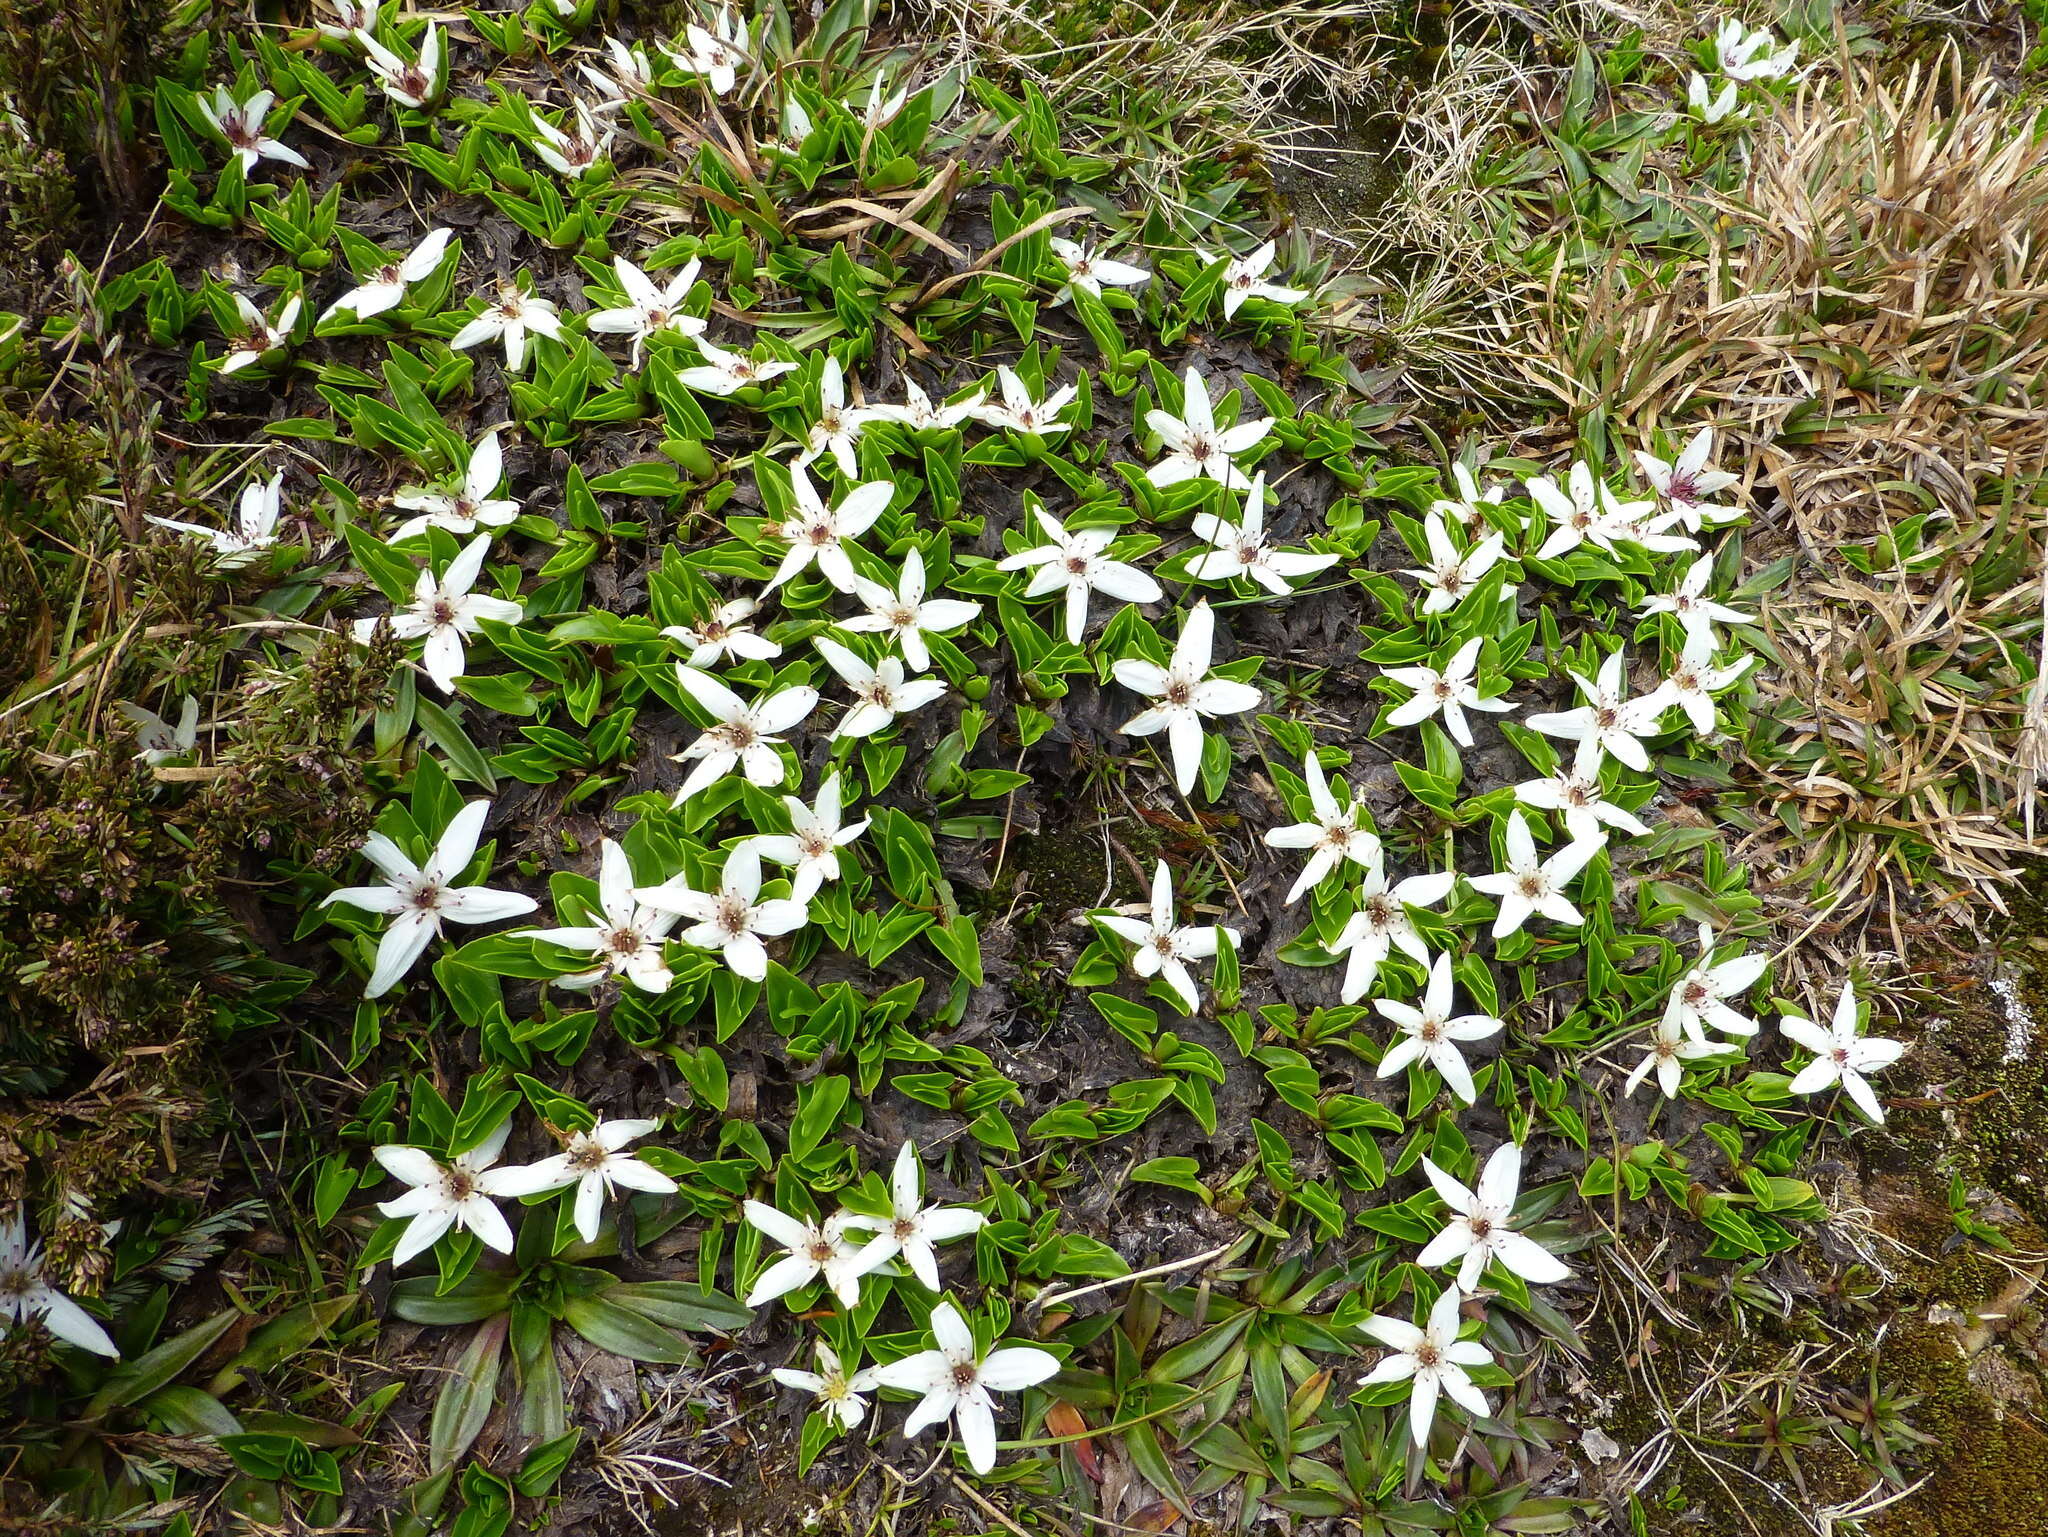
[951,1360,980,1388]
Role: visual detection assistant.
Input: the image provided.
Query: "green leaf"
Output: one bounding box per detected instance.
[559,1293,694,1363]
[429,1314,508,1472]
[83,1308,240,1420]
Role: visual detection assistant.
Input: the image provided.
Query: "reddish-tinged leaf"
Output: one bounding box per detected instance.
[1129,1501,1183,1532]
[1047,1401,1099,1480]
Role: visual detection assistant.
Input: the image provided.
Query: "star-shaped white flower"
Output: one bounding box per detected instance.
[864,1302,1060,1475]
[1207,240,1309,318]
[1466,813,1604,939]
[1664,925,1767,1043]
[523,839,682,994]
[1403,511,1506,615]
[864,378,984,433]
[741,772,869,904]
[1361,1287,1493,1446]
[1637,555,1755,643]
[147,470,284,568]
[1525,649,1664,772]
[838,548,981,673]
[117,695,199,765]
[1114,601,1262,795]
[1089,859,1239,1013]
[321,798,539,998]
[317,0,374,41]
[530,100,615,179]
[661,596,782,669]
[634,844,807,983]
[356,22,443,110]
[580,37,655,103]
[1624,1010,1727,1099]
[195,86,308,175]
[1634,427,1743,531]
[815,636,949,739]
[450,281,564,373]
[1146,367,1271,491]
[677,338,799,396]
[1382,637,1514,748]
[1715,18,1798,81]
[852,75,909,130]
[586,255,706,370]
[320,227,453,322]
[1187,471,1337,595]
[1264,751,1383,904]
[741,1200,887,1309]
[1328,857,1456,1003]
[796,357,885,476]
[1511,749,1652,843]
[838,1141,987,1291]
[1528,460,1693,560]
[972,365,1076,437]
[772,1341,879,1430]
[1376,954,1505,1106]
[219,292,302,374]
[1781,981,1904,1124]
[388,429,519,543]
[666,664,820,804]
[350,533,525,695]
[371,1120,524,1265]
[1434,462,1512,541]
[1048,237,1150,305]
[484,1118,679,1244]
[1417,1143,1571,1292]
[672,4,749,95]
[997,504,1162,646]
[0,1209,118,1357]
[1687,73,1744,123]
[1641,632,1754,737]
[762,470,892,594]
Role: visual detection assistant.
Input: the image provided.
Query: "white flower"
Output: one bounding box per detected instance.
[1634,427,1743,530]
[350,533,526,695]
[863,378,983,432]
[1403,510,1506,615]
[661,596,782,669]
[674,5,749,95]
[815,636,949,739]
[1715,18,1798,82]
[1417,1143,1571,1291]
[1466,813,1604,939]
[317,0,375,41]
[676,337,800,396]
[1375,954,1504,1106]
[388,429,518,542]
[1048,237,1150,305]
[1687,73,1743,123]
[1145,366,1271,491]
[372,1121,524,1265]
[1781,980,1904,1124]
[580,37,655,102]
[772,1341,879,1430]
[1664,925,1767,1042]
[742,772,869,904]
[194,86,308,175]
[1328,857,1456,1003]
[1187,471,1337,595]
[972,365,1076,437]
[356,23,443,110]
[484,1118,679,1244]
[450,281,564,373]
[147,470,284,568]
[838,1141,987,1291]
[1624,1009,1727,1099]
[1089,859,1239,1013]
[1636,555,1755,642]
[997,504,1162,646]
[666,665,820,804]
[219,292,302,373]
[1524,650,1664,772]
[795,357,887,476]
[0,1210,118,1357]
[586,255,706,371]
[1114,601,1262,795]
[1511,749,1652,843]
[523,839,682,994]
[1528,460,1693,560]
[321,798,539,998]
[1434,463,1511,541]
[1641,632,1754,737]
[117,695,199,765]
[1382,637,1514,748]
[839,548,982,673]
[1263,751,1382,904]
[764,470,892,594]
[768,97,815,155]
[634,843,807,983]
[741,1200,887,1309]
[1208,240,1308,318]
[1361,1287,1492,1446]
[853,75,909,130]
[529,100,615,179]
[864,1302,1060,1475]
[320,227,453,322]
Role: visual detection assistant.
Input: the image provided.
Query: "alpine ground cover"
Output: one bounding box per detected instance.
[5,2,2048,1534]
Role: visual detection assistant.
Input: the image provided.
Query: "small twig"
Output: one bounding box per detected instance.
[1031,1239,1242,1312]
